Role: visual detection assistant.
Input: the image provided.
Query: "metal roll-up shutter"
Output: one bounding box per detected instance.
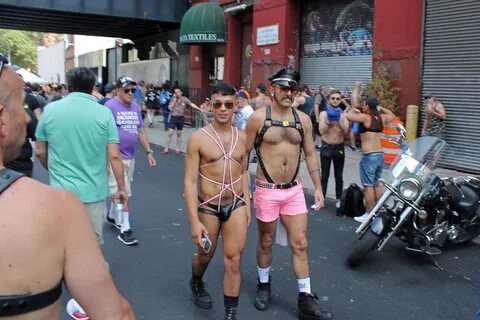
[422,0,480,173]
[299,0,374,94]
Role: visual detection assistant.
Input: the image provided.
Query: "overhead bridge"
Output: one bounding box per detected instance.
[0,0,189,39]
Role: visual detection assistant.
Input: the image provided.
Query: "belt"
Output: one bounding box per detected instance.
[255,180,299,190]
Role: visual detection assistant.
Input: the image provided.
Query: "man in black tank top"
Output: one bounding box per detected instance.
[246,67,332,320]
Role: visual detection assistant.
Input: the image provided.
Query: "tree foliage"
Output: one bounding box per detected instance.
[365,51,400,112]
[0,29,39,72]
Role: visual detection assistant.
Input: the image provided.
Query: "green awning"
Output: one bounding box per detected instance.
[180,3,226,44]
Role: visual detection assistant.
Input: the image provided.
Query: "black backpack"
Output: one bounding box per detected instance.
[337,183,366,217]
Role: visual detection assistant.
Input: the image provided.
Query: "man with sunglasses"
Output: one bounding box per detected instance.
[104,76,156,245]
[245,67,332,320]
[162,87,200,155]
[318,89,349,210]
[185,82,250,320]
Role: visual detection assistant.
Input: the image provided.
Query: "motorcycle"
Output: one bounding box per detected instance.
[346,125,480,267]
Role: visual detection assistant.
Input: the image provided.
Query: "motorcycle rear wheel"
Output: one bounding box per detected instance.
[346,230,382,267]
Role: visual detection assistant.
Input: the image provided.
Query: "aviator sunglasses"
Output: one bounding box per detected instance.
[123,87,137,94]
[212,101,235,109]
[330,96,342,101]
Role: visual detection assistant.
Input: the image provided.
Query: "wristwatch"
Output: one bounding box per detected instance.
[146,150,154,155]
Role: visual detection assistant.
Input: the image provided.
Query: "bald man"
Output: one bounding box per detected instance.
[0,61,135,319]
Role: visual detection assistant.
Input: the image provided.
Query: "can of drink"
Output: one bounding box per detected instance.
[115,203,123,225]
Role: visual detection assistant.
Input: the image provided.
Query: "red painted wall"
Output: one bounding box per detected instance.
[250,0,300,93]
[223,14,242,86]
[373,0,423,117]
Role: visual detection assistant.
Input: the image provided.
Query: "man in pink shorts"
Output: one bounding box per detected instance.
[245,67,332,320]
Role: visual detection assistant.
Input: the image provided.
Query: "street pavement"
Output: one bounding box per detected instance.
[32,116,480,320]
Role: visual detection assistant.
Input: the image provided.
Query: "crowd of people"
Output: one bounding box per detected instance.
[0,47,453,320]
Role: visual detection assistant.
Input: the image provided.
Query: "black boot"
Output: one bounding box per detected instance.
[189,278,212,309]
[254,277,271,311]
[298,292,333,320]
[224,306,238,320]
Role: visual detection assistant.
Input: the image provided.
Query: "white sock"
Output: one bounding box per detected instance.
[297,277,311,294]
[108,201,116,219]
[121,212,130,233]
[258,266,271,283]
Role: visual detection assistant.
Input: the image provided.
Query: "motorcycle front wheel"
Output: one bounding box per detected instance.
[346,229,382,267]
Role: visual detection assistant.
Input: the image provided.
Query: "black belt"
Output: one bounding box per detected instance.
[255,180,298,190]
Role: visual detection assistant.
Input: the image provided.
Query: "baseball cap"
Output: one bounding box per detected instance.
[116,76,137,88]
[366,96,379,108]
[236,89,250,100]
[104,83,115,93]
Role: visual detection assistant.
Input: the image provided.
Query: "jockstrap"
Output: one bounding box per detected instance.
[254,106,304,187]
[0,168,63,317]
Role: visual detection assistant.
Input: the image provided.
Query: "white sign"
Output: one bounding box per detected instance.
[256,24,279,46]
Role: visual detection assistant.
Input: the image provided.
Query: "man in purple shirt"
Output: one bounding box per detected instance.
[105,76,157,245]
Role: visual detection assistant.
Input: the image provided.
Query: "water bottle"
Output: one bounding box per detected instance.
[115,203,123,226]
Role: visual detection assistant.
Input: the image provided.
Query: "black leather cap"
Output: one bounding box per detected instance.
[268,67,300,87]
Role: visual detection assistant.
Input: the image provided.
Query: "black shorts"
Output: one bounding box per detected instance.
[169,116,184,130]
[146,103,160,110]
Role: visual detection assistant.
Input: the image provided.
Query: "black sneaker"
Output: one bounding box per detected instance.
[189,278,212,309]
[106,216,121,230]
[224,306,238,320]
[254,277,271,311]
[298,292,333,320]
[117,229,138,245]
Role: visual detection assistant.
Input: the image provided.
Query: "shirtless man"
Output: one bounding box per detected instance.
[318,89,349,209]
[245,67,332,320]
[184,82,250,320]
[0,61,134,319]
[251,83,272,110]
[344,82,396,222]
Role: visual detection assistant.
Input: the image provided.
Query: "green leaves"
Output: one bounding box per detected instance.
[0,29,39,72]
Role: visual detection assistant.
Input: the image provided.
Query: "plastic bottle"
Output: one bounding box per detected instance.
[115,203,123,226]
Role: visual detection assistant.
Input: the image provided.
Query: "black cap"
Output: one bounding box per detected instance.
[268,67,300,88]
[116,76,137,88]
[104,83,115,93]
[366,96,379,108]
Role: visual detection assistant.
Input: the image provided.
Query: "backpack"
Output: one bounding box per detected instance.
[159,91,169,105]
[337,183,366,217]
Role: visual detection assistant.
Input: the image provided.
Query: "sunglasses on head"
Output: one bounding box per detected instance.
[123,88,137,94]
[212,101,235,109]
[0,53,9,79]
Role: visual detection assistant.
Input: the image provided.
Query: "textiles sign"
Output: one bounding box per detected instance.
[180,33,225,43]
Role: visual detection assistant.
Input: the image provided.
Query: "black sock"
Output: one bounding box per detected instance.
[192,271,203,282]
[224,295,239,308]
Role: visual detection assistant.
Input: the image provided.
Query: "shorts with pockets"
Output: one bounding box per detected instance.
[254,182,307,222]
[169,116,184,130]
[359,152,384,187]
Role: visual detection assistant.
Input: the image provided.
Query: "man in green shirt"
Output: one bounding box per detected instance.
[35,67,128,320]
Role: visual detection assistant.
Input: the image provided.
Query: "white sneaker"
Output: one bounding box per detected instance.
[354,213,369,223]
[335,200,341,209]
[66,298,89,320]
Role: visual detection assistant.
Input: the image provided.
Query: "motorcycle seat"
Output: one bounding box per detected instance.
[451,185,479,214]
[459,178,480,193]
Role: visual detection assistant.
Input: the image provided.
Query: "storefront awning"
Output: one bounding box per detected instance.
[180,3,226,45]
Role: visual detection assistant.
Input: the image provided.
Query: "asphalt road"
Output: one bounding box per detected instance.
[34,144,480,320]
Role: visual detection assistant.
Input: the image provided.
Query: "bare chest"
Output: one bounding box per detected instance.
[200,138,245,167]
[261,126,303,146]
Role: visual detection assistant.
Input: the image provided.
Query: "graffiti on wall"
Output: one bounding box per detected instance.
[301,0,374,58]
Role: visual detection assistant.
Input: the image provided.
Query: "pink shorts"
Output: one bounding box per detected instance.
[254,182,308,222]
